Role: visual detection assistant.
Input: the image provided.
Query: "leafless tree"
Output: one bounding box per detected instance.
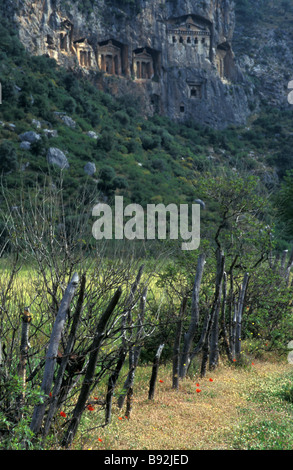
[0,175,171,448]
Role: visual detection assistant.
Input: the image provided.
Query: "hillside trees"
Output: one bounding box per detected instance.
[0,141,18,173]
[156,171,292,382]
[276,170,293,238]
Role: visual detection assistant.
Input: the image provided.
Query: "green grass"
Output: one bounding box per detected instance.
[234,420,293,450]
[232,368,293,450]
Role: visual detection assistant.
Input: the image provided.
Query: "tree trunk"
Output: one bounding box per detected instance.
[17,307,32,416]
[208,302,221,370]
[62,286,122,448]
[187,308,211,371]
[105,347,127,424]
[179,254,205,379]
[235,272,249,361]
[43,274,86,438]
[200,249,224,376]
[148,343,164,400]
[125,386,133,419]
[121,264,144,344]
[200,332,210,378]
[117,286,147,409]
[285,247,293,286]
[209,250,225,370]
[172,296,187,389]
[30,273,79,435]
[280,250,288,276]
[220,273,233,361]
[230,299,238,360]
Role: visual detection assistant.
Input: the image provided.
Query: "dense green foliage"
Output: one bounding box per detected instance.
[276,170,293,237]
[0,13,292,250]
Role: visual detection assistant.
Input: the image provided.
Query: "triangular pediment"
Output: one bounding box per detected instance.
[99,40,121,54]
[133,48,152,60]
[168,15,210,33]
[183,16,207,31]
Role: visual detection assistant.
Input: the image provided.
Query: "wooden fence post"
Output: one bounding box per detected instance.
[172,296,187,390]
[42,274,86,438]
[117,285,147,409]
[179,254,205,379]
[199,249,225,376]
[30,273,79,435]
[125,386,133,419]
[62,286,122,448]
[148,343,164,400]
[235,272,249,361]
[209,250,225,370]
[105,347,127,425]
[17,307,32,415]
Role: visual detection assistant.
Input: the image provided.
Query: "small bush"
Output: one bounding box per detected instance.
[279,381,293,404]
[0,141,18,172]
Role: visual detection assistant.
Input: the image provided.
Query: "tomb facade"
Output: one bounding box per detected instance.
[215,42,234,81]
[97,40,129,76]
[74,38,96,68]
[187,80,203,99]
[133,48,154,80]
[59,19,74,53]
[167,15,211,59]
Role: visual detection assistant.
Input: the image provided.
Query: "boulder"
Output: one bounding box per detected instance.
[19,131,41,143]
[47,147,69,169]
[87,131,99,139]
[61,115,76,129]
[20,141,31,150]
[32,119,41,129]
[54,112,76,129]
[84,162,96,176]
[43,129,58,138]
[7,123,16,131]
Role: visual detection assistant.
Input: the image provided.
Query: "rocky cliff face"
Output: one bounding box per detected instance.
[233,0,293,111]
[7,0,251,129]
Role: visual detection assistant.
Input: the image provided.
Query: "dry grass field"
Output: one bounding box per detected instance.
[71,359,293,451]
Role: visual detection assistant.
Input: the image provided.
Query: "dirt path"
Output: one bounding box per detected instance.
[78,360,292,450]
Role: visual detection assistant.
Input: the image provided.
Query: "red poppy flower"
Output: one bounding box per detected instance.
[233,359,236,362]
[251,362,255,365]
[159,379,164,383]
[98,438,102,442]
[49,392,52,397]
[87,405,94,411]
[60,411,66,418]
[209,378,213,382]
[196,388,201,393]
[118,417,123,420]
[196,383,200,387]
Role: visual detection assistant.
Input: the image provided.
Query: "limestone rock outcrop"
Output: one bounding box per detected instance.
[84,162,96,176]
[47,147,69,169]
[9,0,251,129]
[19,131,41,143]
